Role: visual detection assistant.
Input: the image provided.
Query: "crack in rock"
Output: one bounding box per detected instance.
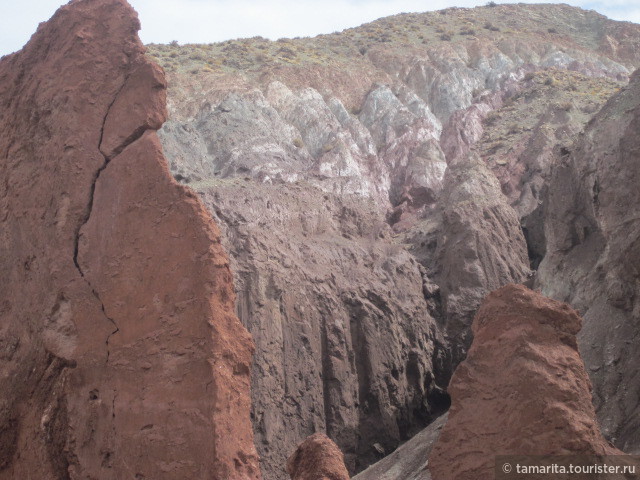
[71,72,153,363]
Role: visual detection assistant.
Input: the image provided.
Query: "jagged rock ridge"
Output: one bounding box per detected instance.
[0,0,259,478]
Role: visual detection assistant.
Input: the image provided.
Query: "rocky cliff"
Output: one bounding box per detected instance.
[0,0,259,478]
[195,179,447,476]
[4,1,640,479]
[537,68,640,454]
[429,284,623,480]
[153,5,640,478]
[400,154,530,371]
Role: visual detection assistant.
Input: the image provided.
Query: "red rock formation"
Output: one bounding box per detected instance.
[428,284,621,480]
[0,0,259,478]
[287,433,350,480]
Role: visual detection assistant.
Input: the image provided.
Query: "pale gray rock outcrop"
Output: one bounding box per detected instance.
[369,37,630,125]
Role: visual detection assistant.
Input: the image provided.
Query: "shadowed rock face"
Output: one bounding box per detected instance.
[429,285,622,480]
[537,69,640,454]
[0,0,259,478]
[286,433,350,480]
[401,155,531,373]
[352,413,447,480]
[197,181,447,477]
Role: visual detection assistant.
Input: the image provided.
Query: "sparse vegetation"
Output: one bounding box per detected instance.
[145,4,629,85]
[479,68,620,164]
[322,141,336,153]
[483,22,500,31]
[559,101,573,111]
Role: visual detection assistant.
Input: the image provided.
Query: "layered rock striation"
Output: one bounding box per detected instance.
[0,0,259,478]
[196,180,448,476]
[154,5,640,478]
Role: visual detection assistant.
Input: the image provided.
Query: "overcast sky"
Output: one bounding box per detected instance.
[1,0,639,57]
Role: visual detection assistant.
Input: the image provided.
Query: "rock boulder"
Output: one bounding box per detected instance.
[429,284,621,480]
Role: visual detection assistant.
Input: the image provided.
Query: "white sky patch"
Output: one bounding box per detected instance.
[1,0,640,56]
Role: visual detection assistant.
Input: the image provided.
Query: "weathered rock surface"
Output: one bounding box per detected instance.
[191,179,448,478]
[286,433,350,480]
[537,68,640,454]
[460,70,622,267]
[0,0,259,478]
[158,72,529,477]
[401,156,530,371]
[160,80,447,210]
[429,284,622,480]
[151,5,640,479]
[352,413,447,480]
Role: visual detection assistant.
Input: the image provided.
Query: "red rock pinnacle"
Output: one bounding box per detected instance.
[429,284,622,480]
[287,433,350,480]
[0,0,260,478]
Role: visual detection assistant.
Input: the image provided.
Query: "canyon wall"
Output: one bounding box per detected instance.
[5,2,636,478]
[537,68,640,454]
[156,6,640,477]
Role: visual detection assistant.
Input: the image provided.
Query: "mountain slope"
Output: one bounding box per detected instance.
[149,4,640,478]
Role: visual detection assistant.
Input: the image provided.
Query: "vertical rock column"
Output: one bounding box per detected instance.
[0,0,259,479]
[429,285,622,480]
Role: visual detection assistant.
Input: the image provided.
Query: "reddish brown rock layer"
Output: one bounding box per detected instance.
[428,284,620,480]
[286,433,350,480]
[0,0,259,478]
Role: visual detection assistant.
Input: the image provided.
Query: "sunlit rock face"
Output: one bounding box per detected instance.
[429,285,624,480]
[0,1,259,478]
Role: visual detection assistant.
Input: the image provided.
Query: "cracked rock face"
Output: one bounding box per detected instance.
[428,285,622,480]
[286,433,350,480]
[0,0,259,478]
